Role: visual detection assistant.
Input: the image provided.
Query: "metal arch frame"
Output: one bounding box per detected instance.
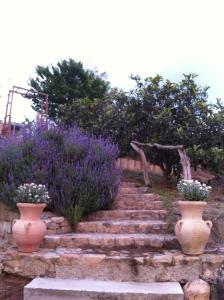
[2,85,49,136]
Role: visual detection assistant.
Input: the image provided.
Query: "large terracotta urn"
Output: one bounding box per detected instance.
[12,203,46,253]
[175,201,212,255]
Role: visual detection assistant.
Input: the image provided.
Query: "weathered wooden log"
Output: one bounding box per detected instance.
[130,142,151,187]
[178,149,191,180]
[131,141,184,150]
[184,279,210,300]
[131,140,192,181]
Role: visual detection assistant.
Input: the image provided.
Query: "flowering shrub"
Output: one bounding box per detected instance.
[15,183,50,204]
[0,125,121,225]
[177,179,211,201]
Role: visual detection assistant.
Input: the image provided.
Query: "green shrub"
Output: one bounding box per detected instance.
[187,146,224,176]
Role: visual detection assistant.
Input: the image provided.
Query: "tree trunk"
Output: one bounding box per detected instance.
[178,149,192,180]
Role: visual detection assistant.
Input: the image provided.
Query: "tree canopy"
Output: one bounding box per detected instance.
[29,61,224,177]
[125,74,224,177]
[29,58,109,119]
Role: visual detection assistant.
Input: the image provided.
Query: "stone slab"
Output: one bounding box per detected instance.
[120,182,137,188]
[76,220,170,234]
[42,233,179,250]
[84,209,168,221]
[116,193,161,202]
[119,187,149,194]
[114,200,164,210]
[24,278,183,300]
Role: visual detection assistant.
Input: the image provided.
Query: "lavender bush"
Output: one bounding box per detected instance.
[0,125,121,226]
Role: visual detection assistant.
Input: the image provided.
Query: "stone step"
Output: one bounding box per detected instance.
[4,247,220,283]
[119,187,149,194]
[42,233,178,250]
[84,209,168,221]
[120,182,137,188]
[76,220,170,234]
[114,200,164,210]
[116,193,161,202]
[24,278,184,300]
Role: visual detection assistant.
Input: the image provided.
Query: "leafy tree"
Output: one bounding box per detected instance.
[124,74,224,177]
[188,146,224,176]
[29,63,224,177]
[187,100,224,175]
[29,59,110,119]
[57,72,224,177]
[205,99,224,148]
[129,74,211,145]
[60,97,110,134]
[59,88,136,155]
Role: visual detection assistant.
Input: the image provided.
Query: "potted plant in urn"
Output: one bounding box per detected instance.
[12,183,50,253]
[175,179,212,255]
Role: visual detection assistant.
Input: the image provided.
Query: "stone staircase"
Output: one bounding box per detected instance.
[4,181,187,298]
[42,182,179,251]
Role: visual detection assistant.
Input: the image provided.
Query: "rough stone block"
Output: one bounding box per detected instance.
[0,221,12,236]
[184,279,210,299]
[51,217,65,224]
[60,226,72,234]
[46,222,60,230]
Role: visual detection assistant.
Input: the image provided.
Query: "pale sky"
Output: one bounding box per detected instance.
[0,0,224,122]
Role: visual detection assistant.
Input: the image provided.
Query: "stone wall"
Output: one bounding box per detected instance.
[117,158,214,184]
[0,202,18,239]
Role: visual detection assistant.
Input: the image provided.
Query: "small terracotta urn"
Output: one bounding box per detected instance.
[12,203,46,253]
[175,201,212,255]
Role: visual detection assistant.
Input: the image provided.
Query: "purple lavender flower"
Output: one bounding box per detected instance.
[0,124,121,225]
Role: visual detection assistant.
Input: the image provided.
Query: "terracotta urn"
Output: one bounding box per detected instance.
[175,201,212,255]
[12,203,46,253]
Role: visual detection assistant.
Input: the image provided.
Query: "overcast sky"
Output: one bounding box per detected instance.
[0,0,224,122]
